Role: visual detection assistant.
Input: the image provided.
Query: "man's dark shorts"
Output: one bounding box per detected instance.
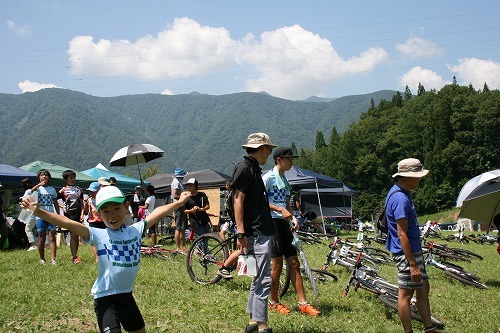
[270,218,297,259]
[174,208,188,231]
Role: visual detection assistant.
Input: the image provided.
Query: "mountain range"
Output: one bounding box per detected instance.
[0,88,396,176]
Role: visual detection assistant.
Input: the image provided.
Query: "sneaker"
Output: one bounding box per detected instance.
[245,322,258,333]
[40,259,46,265]
[258,329,273,333]
[298,302,321,316]
[50,259,57,265]
[217,267,233,279]
[269,301,290,314]
[27,245,37,251]
[73,257,81,264]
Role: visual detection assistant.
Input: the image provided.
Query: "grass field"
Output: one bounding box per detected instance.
[0,231,498,333]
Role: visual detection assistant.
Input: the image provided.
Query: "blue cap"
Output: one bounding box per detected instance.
[87,182,100,192]
[174,167,188,177]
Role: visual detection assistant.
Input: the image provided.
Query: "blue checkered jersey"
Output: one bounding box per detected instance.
[262,169,290,219]
[85,220,146,299]
[37,186,58,213]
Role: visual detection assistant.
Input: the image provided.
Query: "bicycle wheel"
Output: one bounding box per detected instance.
[378,295,445,329]
[449,247,483,260]
[310,268,338,283]
[278,264,291,298]
[443,270,488,289]
[186,234,229,285]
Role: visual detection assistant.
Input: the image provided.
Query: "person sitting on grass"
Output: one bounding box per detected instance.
[21,185,191,333]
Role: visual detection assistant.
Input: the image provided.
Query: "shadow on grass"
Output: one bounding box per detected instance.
[484,279,500,287]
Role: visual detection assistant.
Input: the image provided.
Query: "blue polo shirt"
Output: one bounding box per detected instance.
[385,185,422,255]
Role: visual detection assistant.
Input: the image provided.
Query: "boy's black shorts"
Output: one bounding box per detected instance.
[270,218,298,259]
[94,292,145,333]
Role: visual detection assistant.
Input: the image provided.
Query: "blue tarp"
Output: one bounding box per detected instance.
[81,167,150,193]
[0,164,38,190]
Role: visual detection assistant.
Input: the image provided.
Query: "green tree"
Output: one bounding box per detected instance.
[315,131,326,150]
[417,82,426,96]
[404,85,412,101]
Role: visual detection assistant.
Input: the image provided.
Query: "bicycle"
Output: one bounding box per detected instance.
[321,237,381,274]
[424,241,488,289]
[140,244,184,260]
[343,252,445,329]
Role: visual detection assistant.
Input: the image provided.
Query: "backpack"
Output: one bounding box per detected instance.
[376,190,403,234]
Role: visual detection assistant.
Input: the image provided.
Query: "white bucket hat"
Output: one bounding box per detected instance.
[392,158,429,178]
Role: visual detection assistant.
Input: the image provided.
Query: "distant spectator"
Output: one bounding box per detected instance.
[0,184,7,250]
[59,170,85,264]
[140,185,157,245]
[20,178,37,251]
[129,186,143,223]
[109,177,117,186]
[184,178,211,237]
[171,167,188,252]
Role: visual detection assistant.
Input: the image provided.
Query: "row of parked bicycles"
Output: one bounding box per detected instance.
[138,215,494,330]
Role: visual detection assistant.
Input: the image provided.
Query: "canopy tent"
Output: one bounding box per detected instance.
[20,161,97,189]
[0,164,38,190]
[148,169,231,194]
[300,188,357,217]
[282,166,356,231]
[81,167,150,193]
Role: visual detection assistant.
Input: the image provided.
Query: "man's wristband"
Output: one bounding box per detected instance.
[237,233,246,239]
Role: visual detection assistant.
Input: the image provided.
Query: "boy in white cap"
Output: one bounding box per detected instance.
[385,158,436,333]
[22,185,191,333]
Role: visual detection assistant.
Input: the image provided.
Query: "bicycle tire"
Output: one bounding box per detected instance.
[278,264,291,298]
[443,270,488,289]
[449,247,483,260]
[152,250,170,260]
[186,233,229,285]
[310,268,338,283]
[377,295,445,329]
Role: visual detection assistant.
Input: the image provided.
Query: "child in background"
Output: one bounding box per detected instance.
[20,178,37,251]
[32,169,60,265]
[22,186,191,333]
[137,199,147,221]
[83,182,105,262]
[59,170,85,264]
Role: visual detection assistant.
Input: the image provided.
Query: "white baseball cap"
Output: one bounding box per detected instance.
[96,186,126,210]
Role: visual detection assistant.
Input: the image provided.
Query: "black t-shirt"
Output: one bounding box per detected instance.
[231,156,274,236]
[185,192,210,226]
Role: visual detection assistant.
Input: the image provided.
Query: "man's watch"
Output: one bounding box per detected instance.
[237,233,246,239]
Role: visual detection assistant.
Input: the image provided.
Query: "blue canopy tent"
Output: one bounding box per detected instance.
[81,167,150,193]
[0,164,38,190]
[148,169,231,195]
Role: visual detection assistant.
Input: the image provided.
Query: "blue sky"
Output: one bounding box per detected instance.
[1,1,499,100]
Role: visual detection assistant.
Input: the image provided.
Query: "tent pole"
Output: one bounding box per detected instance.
[315,179,326,233]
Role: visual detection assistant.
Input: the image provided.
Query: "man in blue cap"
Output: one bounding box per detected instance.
[171,167,188,252]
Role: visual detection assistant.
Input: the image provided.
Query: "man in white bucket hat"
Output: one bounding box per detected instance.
[385,158,436,333]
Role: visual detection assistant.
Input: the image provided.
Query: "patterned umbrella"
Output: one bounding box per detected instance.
[109,144,164,183]
[459,177,500,226]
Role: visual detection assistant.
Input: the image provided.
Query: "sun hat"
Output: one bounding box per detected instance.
[392,158,429,178]
[98,177,110,186]
[135,185,143,190]
[174,167,188,177]
[96,185,126,210]
[87,182,100,192]
[241,132,277,149]
[273,147,299,160]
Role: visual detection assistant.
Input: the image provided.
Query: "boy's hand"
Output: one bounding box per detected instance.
[20,197,40,214]
[178,191,191,204]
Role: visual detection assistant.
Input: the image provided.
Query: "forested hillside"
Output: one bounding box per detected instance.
[295,84,500,219]
[0,88,395,174]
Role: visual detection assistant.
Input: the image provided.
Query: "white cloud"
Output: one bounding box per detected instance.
[396,37,444,58]
[238,25,388,99]
[18,80,60,93]
[6,20,31,35]
[399,66,449,92]
[67,18,388,99]
[67,17,238,79]
[161,88,173,95]
[448,58,500,89]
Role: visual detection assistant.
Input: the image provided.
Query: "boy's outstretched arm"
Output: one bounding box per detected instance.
[21,199,90,239]
[145,191,191,229]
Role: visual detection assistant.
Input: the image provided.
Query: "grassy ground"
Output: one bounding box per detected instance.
[0,232,498,333]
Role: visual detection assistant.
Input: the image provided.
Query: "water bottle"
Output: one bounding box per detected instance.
[245,254,257,277]
[18,191,38,223]
[237,254,247,276]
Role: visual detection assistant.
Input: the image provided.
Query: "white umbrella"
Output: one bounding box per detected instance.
[459,177,500,226]
[109,143,164,183]
[456,169,500,207]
